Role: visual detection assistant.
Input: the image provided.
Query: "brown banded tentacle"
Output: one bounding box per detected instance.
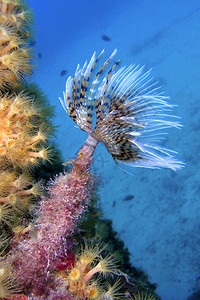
[95,60,121,125]
[67,95,77,122]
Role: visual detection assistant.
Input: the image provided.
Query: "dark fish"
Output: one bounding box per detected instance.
[60,70,67,76]
[101,34,111,41]
[38,53,42,59]
[123,195,134,201]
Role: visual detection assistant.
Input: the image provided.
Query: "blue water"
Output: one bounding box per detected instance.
[27,1,200,299]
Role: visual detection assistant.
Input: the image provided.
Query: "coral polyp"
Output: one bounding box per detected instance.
[0,263,21,298]
[0,1,59,298]
[0,92,51,169]
[0,0,33,88]
[62,242,125,299]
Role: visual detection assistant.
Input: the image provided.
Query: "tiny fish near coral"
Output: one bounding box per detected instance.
[60,49,184,171]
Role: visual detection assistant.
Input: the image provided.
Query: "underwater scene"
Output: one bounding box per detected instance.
[0,0,199,299]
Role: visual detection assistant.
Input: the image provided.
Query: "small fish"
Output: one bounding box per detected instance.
[101,34,111,41]
[123,195,134,201]
[60,50,184,171]
[38,53,42,59]
[60,70,67,76]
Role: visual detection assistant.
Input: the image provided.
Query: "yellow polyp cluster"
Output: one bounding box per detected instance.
[0,203,14,226]
[0,0,53,243]
[68,267,81,282]
[0,0,33,89]
[86,282,101,299]
[0,92,51,169]
[61,243,125,300]
[0,263,21,298]
[0,169,42,214]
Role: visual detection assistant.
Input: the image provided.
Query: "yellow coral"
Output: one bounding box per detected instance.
[0,0,53,238]
[132,292,158,300]
[0,169,43,216]
[0,263,21,298]
[59,242,126,300]
[0,92,51,168]
[0,0,33,88]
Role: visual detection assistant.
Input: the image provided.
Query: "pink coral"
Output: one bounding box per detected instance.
[4,136,98,299]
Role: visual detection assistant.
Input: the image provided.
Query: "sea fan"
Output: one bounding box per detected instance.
[60,49,183,171]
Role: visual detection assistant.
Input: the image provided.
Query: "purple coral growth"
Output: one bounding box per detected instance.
[5,137,96,299]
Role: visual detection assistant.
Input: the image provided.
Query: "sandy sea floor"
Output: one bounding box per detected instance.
[27,1,200,299]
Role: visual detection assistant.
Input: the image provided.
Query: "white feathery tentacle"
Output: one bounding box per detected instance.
[60,50,184,171]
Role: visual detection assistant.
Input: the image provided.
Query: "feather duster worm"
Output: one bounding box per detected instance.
[60,49,184,171]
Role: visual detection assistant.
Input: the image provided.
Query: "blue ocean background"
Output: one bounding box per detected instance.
[26,1,200,299]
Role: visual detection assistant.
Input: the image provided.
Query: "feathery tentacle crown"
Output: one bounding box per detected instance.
[60,49,183,170]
